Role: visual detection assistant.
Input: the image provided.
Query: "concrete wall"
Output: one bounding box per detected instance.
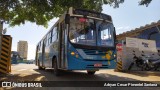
[118,38,160,71]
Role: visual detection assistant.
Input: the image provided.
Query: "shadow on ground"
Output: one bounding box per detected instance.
[123,70,160,77]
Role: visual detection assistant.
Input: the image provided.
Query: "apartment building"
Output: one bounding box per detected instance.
[17,41,28,59]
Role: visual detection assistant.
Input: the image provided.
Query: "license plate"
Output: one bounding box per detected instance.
[94,63,102,67]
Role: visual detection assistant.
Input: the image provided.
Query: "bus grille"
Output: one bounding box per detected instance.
[83,49,106,55]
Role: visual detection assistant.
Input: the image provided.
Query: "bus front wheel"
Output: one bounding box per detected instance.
[87,71,96,75]
[53,59,60,76]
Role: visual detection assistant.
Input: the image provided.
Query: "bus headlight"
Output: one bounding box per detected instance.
[71,52,75,56]
[70,51,79,58]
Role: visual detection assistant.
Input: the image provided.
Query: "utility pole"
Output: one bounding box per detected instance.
[0,20,3,62]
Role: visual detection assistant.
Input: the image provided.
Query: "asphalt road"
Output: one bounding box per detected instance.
[0,64,160,90]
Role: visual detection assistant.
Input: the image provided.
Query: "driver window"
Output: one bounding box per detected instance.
[69,17,96,45]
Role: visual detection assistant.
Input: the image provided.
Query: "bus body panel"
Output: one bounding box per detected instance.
[67,56,116,70]
[48,41,59,68]
[37,45,43,68]
[40,40,59,68]
[66,43,116,70]
[44,45,50,67]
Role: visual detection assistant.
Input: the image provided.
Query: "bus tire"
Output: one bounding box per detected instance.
[42,67,46,70]
[38,66,43,70]
[87,71,96,75]
[38,59,45,70]
[53,59,60,76]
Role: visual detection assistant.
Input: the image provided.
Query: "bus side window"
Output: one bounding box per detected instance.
[52,26,58,43]
[47,34,49,45]
[48,33,50,46]
[41,42,42,49]
[44,38,46,47]
[38,43,40,51]
[52,27,55,42]
[37,42,41,51]
[57,23,59,40]
[46,36,48,46]
[48,31,52,45]
[37,45,39,52]
[55,27,57,40]
[46,32,50,46]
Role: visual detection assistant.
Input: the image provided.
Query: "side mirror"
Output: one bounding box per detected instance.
[113,27,116,45]
[65,14,70,24]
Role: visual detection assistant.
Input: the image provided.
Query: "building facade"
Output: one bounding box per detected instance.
[17,41,28,59]
[116,20,160,50]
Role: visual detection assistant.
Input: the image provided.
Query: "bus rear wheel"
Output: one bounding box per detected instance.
[38,66,45,70]
[53,59,60,76]
[87,71,96,75]
[38,66,43,70]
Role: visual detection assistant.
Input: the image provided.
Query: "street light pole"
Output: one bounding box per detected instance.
[0,21,3,61]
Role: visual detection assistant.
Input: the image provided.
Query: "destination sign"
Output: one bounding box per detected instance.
[73,9,112,21]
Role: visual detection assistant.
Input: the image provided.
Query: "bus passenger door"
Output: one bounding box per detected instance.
[42,39,46,67]
[35,45,39,65]
[59,22,66,69]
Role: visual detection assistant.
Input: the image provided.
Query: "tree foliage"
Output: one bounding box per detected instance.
[0,0,152,27]
[139,0,152,6]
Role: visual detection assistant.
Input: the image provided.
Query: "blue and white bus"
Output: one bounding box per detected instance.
[35,7,117,76]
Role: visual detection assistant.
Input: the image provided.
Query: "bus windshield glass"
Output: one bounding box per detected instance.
[69,17,114,47]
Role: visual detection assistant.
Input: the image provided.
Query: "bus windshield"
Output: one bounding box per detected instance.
[69,17,114,47]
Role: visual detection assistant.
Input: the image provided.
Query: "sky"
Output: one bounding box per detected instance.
[3,0,160,60]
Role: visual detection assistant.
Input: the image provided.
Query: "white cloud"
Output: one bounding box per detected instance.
[116,27,123,30]
[116,26,130,30]
[124,26,130,29]
[116,26,131,34]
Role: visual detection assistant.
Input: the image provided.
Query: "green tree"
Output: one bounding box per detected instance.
[0,0,152,27]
